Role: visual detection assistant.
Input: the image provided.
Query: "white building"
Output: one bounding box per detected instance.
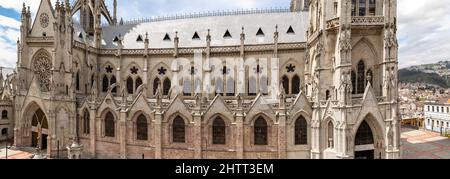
[424,102,450,134]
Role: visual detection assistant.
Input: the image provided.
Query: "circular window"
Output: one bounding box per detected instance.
[40,13,49,28]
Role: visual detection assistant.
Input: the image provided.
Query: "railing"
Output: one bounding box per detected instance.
[351,16,384,26]
[326,17,340,29]
[101,7,290,26]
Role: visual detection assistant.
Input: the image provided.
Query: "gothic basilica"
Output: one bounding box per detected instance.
[5,0,400,159]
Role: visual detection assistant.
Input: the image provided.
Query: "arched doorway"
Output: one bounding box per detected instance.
[31,108,49,149]
[354,120,375,159]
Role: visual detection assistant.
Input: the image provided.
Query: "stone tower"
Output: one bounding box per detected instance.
[291,0,309,12]
[13,0,116,158]
[304,0,399,159]
[74,0,115,36]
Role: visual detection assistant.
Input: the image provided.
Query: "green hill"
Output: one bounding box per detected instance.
[399,69,449,88]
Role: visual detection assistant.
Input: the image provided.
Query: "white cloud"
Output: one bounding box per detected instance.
[0,31,18,68]
[0,15,21,29]
[0,0,45,13]
[398,0,450,68]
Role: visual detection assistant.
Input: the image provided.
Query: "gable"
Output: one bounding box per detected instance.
[164,96,191,122]
[30,0,55,37]
[290,92,312,116]
[245,95,275,123]
[354,85,384,126]
[128,92,152,118]
[97,93,119,117]
[203,96,233,123]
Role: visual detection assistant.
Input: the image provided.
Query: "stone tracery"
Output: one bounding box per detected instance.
[33,50,52,92]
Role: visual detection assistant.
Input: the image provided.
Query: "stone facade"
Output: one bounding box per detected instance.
[11,0,400,159]
[424,102,450,134]
[0,70,14,142]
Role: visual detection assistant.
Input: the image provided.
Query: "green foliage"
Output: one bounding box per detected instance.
[399,69,450,88]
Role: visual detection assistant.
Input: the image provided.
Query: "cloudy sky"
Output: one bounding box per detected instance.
[0,0,449,69]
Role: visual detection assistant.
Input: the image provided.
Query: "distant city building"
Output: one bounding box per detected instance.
[424,101,450,134]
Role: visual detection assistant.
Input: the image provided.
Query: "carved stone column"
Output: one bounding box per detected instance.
[89,106,96,158]
[119,110,127,159]
[235,105,245,159]
[154,110,163,159]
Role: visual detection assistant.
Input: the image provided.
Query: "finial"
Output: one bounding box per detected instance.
[275,24,278,32]
[22,3,26,13]
[207,29,210,36]
[65,0,70,10]
[145,32,148,39]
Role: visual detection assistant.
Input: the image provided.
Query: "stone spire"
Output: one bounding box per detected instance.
[113,0,118,25]
[174,31,179,58]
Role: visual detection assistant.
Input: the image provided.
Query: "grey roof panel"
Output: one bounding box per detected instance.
[75,11,308,49]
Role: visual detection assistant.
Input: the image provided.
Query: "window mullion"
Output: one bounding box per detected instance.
[366,0,369,16]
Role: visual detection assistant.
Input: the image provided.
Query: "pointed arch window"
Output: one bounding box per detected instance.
[105,112,115,137]
[248,77,257,96]
[328,121,334,148]
[351,0,357,16]
[355,120,374,145]
[91,74,95,87]
[83,110,90,134]
[135,77,143,91]
[163,78,171,96]
[357,60,366,94]
[366,69,373,86]
[326,90,331,100]
[215,77,223,96]
[183,78,192,96]
[1,110,7,119]
[226,78,235,96]
[254,117,268,145]
[292,75,301,95]
[359,0,366,16]
[110,76,117,93]
[136,114,148,141]
[126,77,134,94]
[102,76,109,92]
[33,50,52,92]
[76,71,80,91]
[212,117,226,145]
[153,78,160,95]
[260,76,269,95]
[282,75,289,95]
[369,0,376,16]
[172,116,186,143]
[351,71,357,94]
[295,116,308,145]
